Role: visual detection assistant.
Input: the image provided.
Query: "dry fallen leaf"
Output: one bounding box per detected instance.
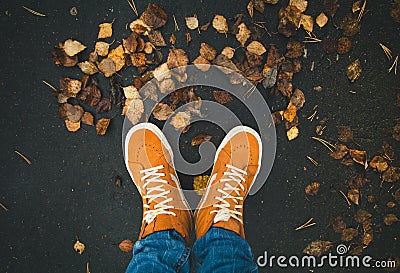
[341,228,358,242]
[51,46,78,67]
[331,216,347,233]
[193,175,210,195]
[289,0,308,12]
[369,156,389,173]
[185,16,199,30]
[148,30,166,47]
[73,239,85,254]
[384,214,399,226]
[78,61,98,75]
[212,14,228,33]
[337,37,352,54]
[140,3,167,29]
[236,23,251,46]
[124,98,144,125]
[167,48,189,69]
[191,134,212,146]
[348,189,360,205]
[96,118,111,135]
[79,84,102,106]
[200,43,217,61]
[382,167,400,183]
[346,59,362,82]
[286,126,299,141]
[316,12,328,27]
[62,39,86,57]
[340,14,361,36]
[290,88,305,109]
[60,78,82,98]
[354,209,372,224]
[58,103,84,122]
[303,240,333,257]
[108,45,125,72]
[65,120,81,132]
[98,58,116,77]
[221,47,235,59]
[123,86,140,99]
[129,19,151,35]
[98,22,113,39]
[193,56,210,71]
[95,41,110,56]
[300,14,314,32]
[337,125,354,142]
[285,40,305,59]
[305,182,320,196]
[246,41,267,55]
[96,98,111,114]
[283,102,297,122]
[130,53,147,67]
[119,239,134,253]
[81,112,94,126]
[349,149,367,166]
[170,111,191,130]
[152,103,174,121]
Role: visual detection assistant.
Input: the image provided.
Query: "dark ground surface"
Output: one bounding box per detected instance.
[0,0,400,272]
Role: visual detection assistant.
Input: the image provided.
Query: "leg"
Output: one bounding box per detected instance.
[194,126,262,273]
[124,123,193,273]
[126,230,190,273]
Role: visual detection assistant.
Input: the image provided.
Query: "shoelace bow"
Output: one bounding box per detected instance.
[211,164,247,224]
[140,165,176,224]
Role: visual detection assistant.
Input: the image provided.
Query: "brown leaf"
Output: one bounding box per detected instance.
[98,22,113,39]
[276,70,293,97]
[62,39,86,57]
[73,239,85,255]
[96,98,111,114]
[316,12,328,28]
[79,84,102,106]
[51,46,78,67]
[286,126,299,141]
[95,41,110,56]
[337,37,352,54]
[58,103,84,122]
[60,78,82,98]
[167,48,189,69]
[303,240,333,257]
[98,58,116,77]
[130,53,147,67]
[169,33,176,45]
[329,144,349,159]
[384,214,399,226]
[170,111,191,130]
[191,134,212,146]
[337,126,354,142]
[246,41,267,56]
[65,120,81,132]
[323,37,338,54]
[323,0,340,17]
[140,3,167,29]
[152,103,174,121]
[341,228,358,242]
[354,209,372,224]
[108,45,125,72]
[148,30,166,47]
[185,16,198,30]
[347,59,362,82]
[330,216,347,233]
[305,182,320,196]
[290,88,305,109]
[285,40,305,59]
[392,3,400,23]
[349,149,367,166]
[387,201,396,208]
[119,239,134,253]
[348,189,360,205]
[212,14,228,33]
[78,61,98,75]
[283,101,297,122]
[300,14,313,32]
[349,174,369,189]
[236,23,251,46]
[81,112,94,126]
[200,22,211,31]
[213,90,233,104]
[123,32,139,53]
[278,5,302,37]
[200,43,217,61]
[382,167,400,183]
[96,118,111,135]
[369,156,389,173]
[123,98,144,125]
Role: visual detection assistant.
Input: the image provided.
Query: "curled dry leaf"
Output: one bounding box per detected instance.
[213,90,233,104]
[129,19,151,35]
[167,48,189,69]
[236,23,251,46]
[200,43,217,61]
[58,103,84,122]
[246,41,267,56]
[329,144,349,159]
[369,156,389,173]
[348,189,360,205]
[346,59,362,82]
[73,239,85,255]
[193,175,210,195]
[341,228,358,242]
[60,78,82,98]
[185,16,199,30]
[303,240,333,257]
[95,41,110,56]
[354,209,372,224]
[98,58,116,77]
[62,39,86,57]
[81,112,94,126]
[221,47,235,59]
[78,61,98,75]
[212,14,228,33]
[96,118,111,135]
[387,201,396,208]
[170,111,191,130]
[65,120,81,132]
[278,5,302,37]
[382,167,400,183]
[140,3,167,29]
[316,12,328,28]
[286,126,299,141]
[108,45,125,72]
[349,149,367,166]
[152,103,174,121]
[123,32,139,53]
[305,182,320,196]
[384,214,399,226]
[191,134,212,146]
[52,46,78,67]
[119,239,134,253]
[98,22,113,39]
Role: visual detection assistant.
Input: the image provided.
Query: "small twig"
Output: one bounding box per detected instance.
[42,80,58,92]
[357,0,366,22]
[339,190,351,207]
[127,0,138,16]
[252,21,272,37]
[307,156,319,166]
[86,262,90,273]
[173,14,180,31]
[379,43,392,60]
[307,110,317,121]
[22,6,46,17]
[295,218,316,230]
[0,202,9,212]
[244,85,256,98]
[388,55,398,75]
[311,137,335,152]
[15,150,32,165]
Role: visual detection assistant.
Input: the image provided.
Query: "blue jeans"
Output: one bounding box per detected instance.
[125,227,258,273]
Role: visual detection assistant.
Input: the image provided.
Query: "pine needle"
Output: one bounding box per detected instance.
[22,6,46,17]
[0,202,9,212]
[379,43,392,60]
[127,0,138,16]
[339,190,351,207]
[42,80,58,92]
[357,0,366,22]
[295,218,316,230]
[311,137,335,152]
[307,156,319,166]
[86,262,91,273]
[15,150,32,165]
[173,14,180,31]
[388,55,398,75]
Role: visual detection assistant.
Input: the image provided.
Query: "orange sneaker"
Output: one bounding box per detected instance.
[194,126,262,239]
[124,123,193,244]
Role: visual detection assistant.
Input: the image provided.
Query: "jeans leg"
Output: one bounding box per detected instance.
[193,227,258,273]
[125,230,191,273]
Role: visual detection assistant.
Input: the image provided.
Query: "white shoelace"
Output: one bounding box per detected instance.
[210,164,247,224]
[140,165,176,224]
